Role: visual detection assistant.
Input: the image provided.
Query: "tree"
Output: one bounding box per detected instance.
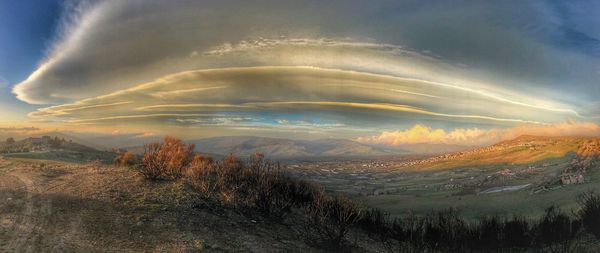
[5,137,15,144]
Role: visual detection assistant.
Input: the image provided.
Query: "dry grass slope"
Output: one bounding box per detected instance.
[408,135,600,170]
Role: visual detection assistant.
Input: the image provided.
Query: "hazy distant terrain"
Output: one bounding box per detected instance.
[189,136,402,158]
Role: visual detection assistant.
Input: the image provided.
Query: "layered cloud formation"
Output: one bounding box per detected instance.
[27,66,586,127]
[11,0,600,143]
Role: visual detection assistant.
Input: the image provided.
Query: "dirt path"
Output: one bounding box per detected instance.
[3,171,40,252]
[0,160,74,252]
[0,158,321,252]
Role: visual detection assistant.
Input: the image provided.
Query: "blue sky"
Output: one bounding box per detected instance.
[1,0,600,145]
[0,0,61,120]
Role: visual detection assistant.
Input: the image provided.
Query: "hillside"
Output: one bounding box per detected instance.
[0,136,115,163]
[189,136,400,158]
[401,135,600,170]
[0,158,385,252]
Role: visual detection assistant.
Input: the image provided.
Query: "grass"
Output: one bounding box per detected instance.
[413,136,584,171]
[4,150,115,164]
[129,136,600,252]
[360,167,600,220]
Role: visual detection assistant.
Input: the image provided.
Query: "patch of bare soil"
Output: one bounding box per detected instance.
[0,158,339,252]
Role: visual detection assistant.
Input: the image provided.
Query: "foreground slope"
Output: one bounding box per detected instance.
[0,158,366,252]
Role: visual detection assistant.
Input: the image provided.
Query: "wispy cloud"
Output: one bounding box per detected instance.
[10,0,600,139]
[13,1,600,109]
[26,66,582,134]
[151,86,228,98]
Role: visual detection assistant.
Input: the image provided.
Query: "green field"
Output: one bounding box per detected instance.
[286,153,600,220]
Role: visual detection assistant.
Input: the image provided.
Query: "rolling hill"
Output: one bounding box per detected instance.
[402,135,600,170]
[0,136,116,163]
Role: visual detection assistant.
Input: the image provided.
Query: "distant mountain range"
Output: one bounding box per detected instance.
[188,136,403,159]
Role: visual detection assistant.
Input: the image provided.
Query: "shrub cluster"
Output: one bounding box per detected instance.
[185,153,317,217]
[135,137,600,252]
[137,137,361,248]
[358,202,600,252]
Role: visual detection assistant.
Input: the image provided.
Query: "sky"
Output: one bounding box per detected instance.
[1,0,600,147]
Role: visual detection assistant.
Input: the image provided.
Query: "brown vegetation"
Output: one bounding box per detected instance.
[138,136,194,180]
[114,151,136,167]
[134,137,600,252]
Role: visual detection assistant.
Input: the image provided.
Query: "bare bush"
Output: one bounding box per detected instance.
[131,136,600,252]
[114,151,136,167]
[534,206,580,253]
[358,208,396,252]
[138,136,194,180]
[577,192,600,239]
[503,216,532,250]
[305,192,363,249]
[185,155,217,199]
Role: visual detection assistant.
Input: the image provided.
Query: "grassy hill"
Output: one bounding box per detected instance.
[0,136,116,163]
[405,135,600,170]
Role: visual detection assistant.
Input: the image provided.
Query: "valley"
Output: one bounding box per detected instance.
[2,134,599,221]
[283,136,600,220]
[0,134,599,251]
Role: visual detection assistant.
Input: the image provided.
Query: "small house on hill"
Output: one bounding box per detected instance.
[27,137,44,144]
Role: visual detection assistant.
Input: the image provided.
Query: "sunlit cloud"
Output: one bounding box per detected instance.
[251,101,545,125]
[13,1,600,110]
[10,0,600,141]
[357,122,600,146]
[26,66,583,134]
[151,86,228,98]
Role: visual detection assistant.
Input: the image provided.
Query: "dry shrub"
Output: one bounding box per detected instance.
[304,192,363,249]
[138,136,194,180]
[130,136,600,252]
[114,151,136,167]
[577,192,600,239]
[185,152,317,219]
[185,155,217,198]
[358,208,397,252]
[534,206,580,253]
[503,216,532,250]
